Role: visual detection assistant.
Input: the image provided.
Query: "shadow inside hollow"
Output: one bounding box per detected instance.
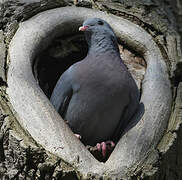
[33,33,88,98]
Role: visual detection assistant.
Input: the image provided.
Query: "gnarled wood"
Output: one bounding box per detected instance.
[6,6,172,179]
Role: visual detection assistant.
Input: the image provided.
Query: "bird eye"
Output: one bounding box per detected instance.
[98,21,104,25]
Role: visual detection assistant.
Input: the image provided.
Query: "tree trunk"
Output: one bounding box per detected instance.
[0,0,181,179]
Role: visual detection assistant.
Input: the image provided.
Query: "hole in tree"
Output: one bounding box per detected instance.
[33,32,146,162]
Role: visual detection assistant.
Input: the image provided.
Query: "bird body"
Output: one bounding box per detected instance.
[50,18,139,146]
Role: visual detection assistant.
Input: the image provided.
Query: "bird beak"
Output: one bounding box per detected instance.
[79,25,89,31]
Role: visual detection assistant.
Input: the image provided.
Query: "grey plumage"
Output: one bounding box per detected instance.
[50,18,139,146]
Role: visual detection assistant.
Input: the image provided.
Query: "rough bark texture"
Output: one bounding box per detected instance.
[0,0,181,179]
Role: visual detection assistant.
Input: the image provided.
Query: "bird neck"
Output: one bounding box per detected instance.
[86,32,120,57]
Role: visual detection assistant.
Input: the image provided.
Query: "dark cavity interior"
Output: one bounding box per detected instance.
[33,33,88,98]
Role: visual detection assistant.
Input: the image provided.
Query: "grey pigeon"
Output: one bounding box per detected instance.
[50,18,139,147]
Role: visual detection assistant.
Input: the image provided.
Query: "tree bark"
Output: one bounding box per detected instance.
[0,0,181,179]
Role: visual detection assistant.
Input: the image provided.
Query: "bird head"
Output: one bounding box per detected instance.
[79,18,119,53]
[79,18,114,35]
